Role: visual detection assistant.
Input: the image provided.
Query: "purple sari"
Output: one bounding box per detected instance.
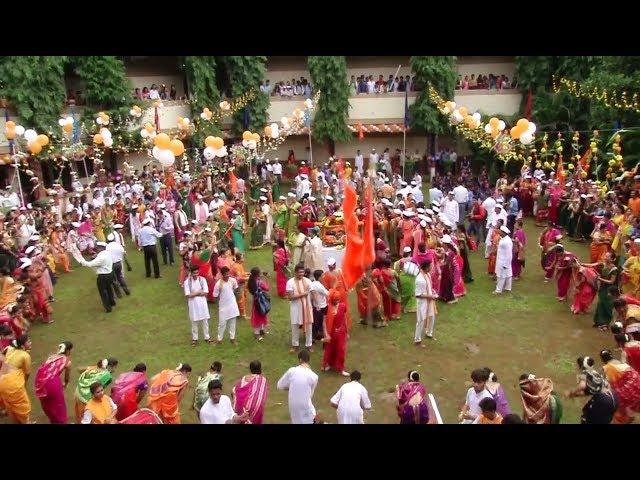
[487,383,511,417]
[232,374,269,424]
[512,229,526,278]
[396,381,429,424]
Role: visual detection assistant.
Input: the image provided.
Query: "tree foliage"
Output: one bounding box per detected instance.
[223,56,269,135]
[183,56,222,144]
[71,56,132,115]
[0,56,67,131]
[308,56,352,144]
[409,56,457,134]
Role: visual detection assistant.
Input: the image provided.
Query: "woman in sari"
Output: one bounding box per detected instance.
[451,239,466,298]
[396,371,430,424]
[74,358,118,423]
[600,349,640,424]
[77,215,96,253]
[273,239,290,298]
[3,334,31,381]
[456,224,474,283]
[616,332,640,373]
[394,247,418,313]
[0,353,31,423]
[486,225,500,276]
[566,356,616,425]
[231,210,246,255]
[534,184,550,226]
[571,263,599,315]
[355,275,384,328]
[590,223,613,263]
[621,250,640,298]
[511,219,526,280]
[193,361,222,413]
[555,247,576,301]
[232,360,269,424]
[483,368,511,417]
[249,199,267,250]
[49,224,70,273]
[247,267,270,341]
[322,290,350,376]
[439,238,457,304]
[583,252,619,331]
[111,363,149,421]
[230,253,250,320]
[147,363,192,424]
[518,373,562,424]
[23,261,53,324]
[34,341,73,424]
[372,259,402,322]
[540,230,562,282]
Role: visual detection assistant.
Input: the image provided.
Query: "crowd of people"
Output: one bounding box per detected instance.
[455,73,517,91]
[2,143,640,424]
[261,77,313,98]
[133,83,181,101]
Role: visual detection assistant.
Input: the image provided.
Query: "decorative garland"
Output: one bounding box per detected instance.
[552,75,640,113]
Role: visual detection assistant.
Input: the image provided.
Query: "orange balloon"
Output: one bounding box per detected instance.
[264,126,272,137]
[458,106,468,116]
[154,133,171,149]
[29,142,42,154]
[94,134,104,144]
[5,121,15,129]
[242,131,252,141]
[212,137,224,149]
[489,117,499,128]
[510,126,523,140]
[36,134,49,146]
[516,118,529,131]
[252,133,260,142]
[63,123,73,134]
[205,136,216,148]
[491,129,500,139]
[169,139,185,156]
[145,124,155,133]
[5,129,16,140]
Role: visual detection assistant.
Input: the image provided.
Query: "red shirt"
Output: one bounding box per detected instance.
[470,205,486,221]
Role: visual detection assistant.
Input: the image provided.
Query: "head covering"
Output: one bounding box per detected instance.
[260,188,268,193]
[500,226,511,234]
[425,209,434,215]
[143,218,152,225]
[25,246,36,255]
[184,231,192,236]
[417,208,425,214]
[19,258,32,268]
[441,234,452,244]
[71,221,81,228]
[309,196,316,201]
[279,195,286,200]
[420,220,427,227]
[96,241,108,248]
[259,196,267,201]
[327,257,337,266]
[232,210,239,215]
[403,246,412,253]
[113,224,123,229]
[107,233,116,242]
[158,203,166,209]
[287,192,296,198]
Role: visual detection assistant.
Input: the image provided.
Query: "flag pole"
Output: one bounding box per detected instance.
[403,125,407,181]
[308,127,313,167]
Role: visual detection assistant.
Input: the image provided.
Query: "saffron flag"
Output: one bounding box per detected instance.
[228,169,238,195]
[579,148,592,172]
[341,183,375,290]
[361,183,375,269]
[358,123,364,141]
[556,155,565,189]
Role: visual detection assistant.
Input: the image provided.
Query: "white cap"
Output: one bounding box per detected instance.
[205,227,212,232]
[19,206,26,211]
[26,203,33,209]
[393,209,402,215]
[301,161,306,165]
[214,193,220,197]
[327,257,336,266]
[197,194,203,199]
[426,209,434,215]
[260,188,268,193]
[325,196,333,201]
[71,222,81,228]
[113,224,123,229]
[287,192,296,198]
[441,234,452,244]
[191,220,198,224]
[29,234,40,241]
[259,196,267,201]
[279,196,286,200]
[10,207,18,211]
[402,211,414,217]
[403,246,412,253]
[580,194,587,199]
[432,206,440,213]
[425,217,433,224]
[411,181,417,186]
[158,203,166,209]
[143,218,152,225]
[54,222,62,227]
[184,231,192,236]
[96,241,108,247]
[634,239,640,244]
[20,258,32,268]
[500,226,511,234]
[417,208,425,214]
[432,200,440,206]
[309,196,316,201]
[107,233,116,242]
[232,210,239,215]
[420,220,427,228]
[25,246,36,255]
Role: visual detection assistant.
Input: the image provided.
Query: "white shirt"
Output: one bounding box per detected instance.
[184,275,210,322]
[106,241,125,263]
[369,153,379,169]
[174,209,188,229]
[286,277,313,325]
[463,387,493,424]
[330,381,372,424]
[273,162,282,175]
[277,365,318,424]
[367,80,375,93]
[496,235,513,278]
[441,198,460,224]
[297,179,312,199]
[213,277,240,321]
[199,396,236,424]
[309,279,329,310]
[78,250,113,274]
[453,185,469,204]
[149,89,160,100]
[482,197,497,228]
[354,154,364,170]
[429,187,443,204]
[411,186,423,204]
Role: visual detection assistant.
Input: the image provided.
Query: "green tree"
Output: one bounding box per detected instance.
[308,56,352,150]
[72,56,132,114]
[223,56,269,135]
[183,56,222,145]
[0,56,67,131]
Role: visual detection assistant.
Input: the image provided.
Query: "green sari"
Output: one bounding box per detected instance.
[593,265,618,327]
[193,372,222,412]
[180,188,193,219]
[232,216,246,254]
[286,202,301,242]
[394,259,417,313]
[275,204,288,229]
[75,367,113,403]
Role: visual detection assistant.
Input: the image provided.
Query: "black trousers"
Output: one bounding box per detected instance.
[112,261,130,295]
[160,234,175,265]
[143,245,160,278]
[312,306,327,340]
[97,273,116,312]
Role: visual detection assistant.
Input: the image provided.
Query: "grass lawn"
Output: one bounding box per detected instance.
[9,214,610,424]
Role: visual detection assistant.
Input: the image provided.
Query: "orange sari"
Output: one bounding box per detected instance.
[590,231,612,263]
[147,370,189,424]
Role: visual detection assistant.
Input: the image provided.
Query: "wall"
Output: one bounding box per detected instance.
[453,91,522,117]
[128,75,186,98]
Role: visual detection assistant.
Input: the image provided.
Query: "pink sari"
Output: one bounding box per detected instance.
[571,267,598,314]
[453,254,466,297]
[35,354,68,424]
[232,374,269,424]
[273,247,289,297]
[111,371,147,405]
[119,408,163,424]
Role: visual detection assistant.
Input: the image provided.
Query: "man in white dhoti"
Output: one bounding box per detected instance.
[494,226,513,294]
[286,264,314,353]
[261,196,273,245]
[303,227,324,272]
[441,191,459,226]
[330,370,372,424]
[184,265,211,346]
[213,266,240,345]
[414,259,438,347]
[277,350,318,424]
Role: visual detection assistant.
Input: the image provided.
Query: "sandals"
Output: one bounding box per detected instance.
[191,340,198,347]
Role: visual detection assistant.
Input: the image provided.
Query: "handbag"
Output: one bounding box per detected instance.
[255,285,271,316]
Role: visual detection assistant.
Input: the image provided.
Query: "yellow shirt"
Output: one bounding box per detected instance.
[3,347,31,377]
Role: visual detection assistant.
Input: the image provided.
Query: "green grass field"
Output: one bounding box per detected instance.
[8,215,610,424]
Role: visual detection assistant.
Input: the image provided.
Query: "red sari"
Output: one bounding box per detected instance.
[273,247,289,298]
[624,342,640,372]
[232,374,269,424]
[111,371,148,421]
[322,301,347,372]
[250,278,270,329]
[190,250,215,302]
[571,267,598,314]
[555,253,576,299]
[372,267,402,320]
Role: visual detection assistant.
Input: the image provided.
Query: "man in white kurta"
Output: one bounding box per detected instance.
[212,266,240,343]
[330,372,372,424]
[441,192,460,226]
[291,231,307,267]
[494,226,513,294]
[303,227,324,272]
[183,266,211,343]
[286,265,314,351]
[261,198,273,244]
[414,260,438,345]
[277,350,318,424]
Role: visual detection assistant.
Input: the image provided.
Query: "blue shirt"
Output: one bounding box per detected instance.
[138,225,163,246]
[508,197,519,216]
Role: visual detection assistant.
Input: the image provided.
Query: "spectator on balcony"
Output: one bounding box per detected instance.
[503,76,511,89]
[355,150,364,175]
[134,88,142,100]
[404,76,412,92]
[511,76,518,89]
[357,76,366,94]
[488,74,496,90]
[296,81,305,96]
[303,80,312,98]
[142,87,150,100]
[468,75,477,89]
[386,75,396,93]
[375,75,386,94]
[283,81,293,97]
[273,82,281,96]
[462,76,469,90]
[260,81,269,94]
[397,77,406,93]
[159,84,168,100]
[170,84,177,100]
[456,75,463,90]
[349,76,357,96]
[366,76,375,94]
[66,89,76,106]
[149,84,160,100]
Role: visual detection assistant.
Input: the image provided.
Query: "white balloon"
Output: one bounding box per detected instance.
[14,125,25,136]
[96,117,103,125]
[158,149,175,167]
[472,113,481,124]
[66,116,74,124]
[152,146,162,160]
[200,112,208,120]
[304,99,313,109]
[203,147,216,161]
[484,124,493,134]
[215,146,228,158]
[129,109,136,116]
[24,129,37,142]
[280,116,289,125]
[270,123,279,139]
[527,122,536,134]
[103,137,113,148]
[450,111,463,125]
[140,129,149,138]
[100,128,111,139]
[246,140,257,150]
[183,118,189,124]
[58,119,65,127]
[498,120,506,131]
[520,131,534,145]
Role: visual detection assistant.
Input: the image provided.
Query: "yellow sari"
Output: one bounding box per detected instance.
[622,256,640,298]
[0,365,31,424]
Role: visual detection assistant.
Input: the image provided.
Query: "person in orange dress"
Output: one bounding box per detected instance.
[355,275,384,328]
[321,290,350,376]
[49,224,71,273]
[230,253,250,320]
[147,364,192,424]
